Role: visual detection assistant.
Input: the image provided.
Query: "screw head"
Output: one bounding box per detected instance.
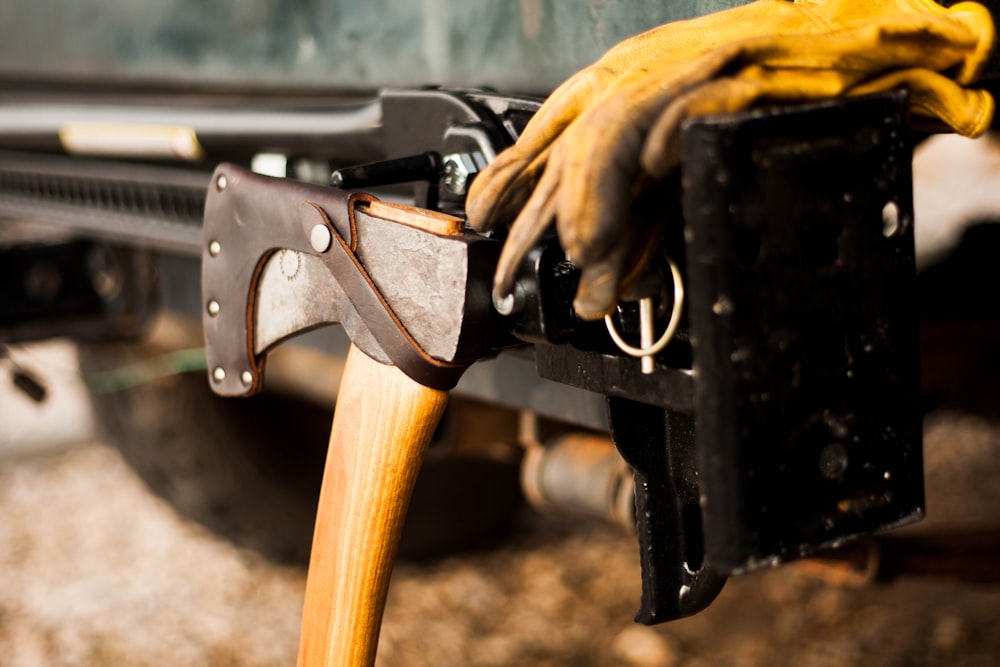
[241,371,253,387]
[208,240,221,257]
[207,300,220,316]
[442,155,470,196]
[212,367,226,383]
[310,224,332,253]
[215,174,228,191]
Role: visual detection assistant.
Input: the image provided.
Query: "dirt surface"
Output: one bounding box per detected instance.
[1,414,1000,667]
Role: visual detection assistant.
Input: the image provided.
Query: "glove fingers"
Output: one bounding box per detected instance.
[466,145,551,233]
[546,47,758,310]
[489,51,739,309]
[572,230,642,321]
[484,55,718,298]
[491,166,560,299]
[850,67,995,136]
[572,209,667,320]
[505,67,605,161]
[466,68,601,232]
[551,47,751,262]
[573,254,629,321]
[553,108,644,268]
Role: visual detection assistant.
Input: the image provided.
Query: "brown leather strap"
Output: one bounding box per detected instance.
[305,201,471,390]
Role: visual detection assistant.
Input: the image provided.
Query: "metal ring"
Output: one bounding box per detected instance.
[604,255,685,358]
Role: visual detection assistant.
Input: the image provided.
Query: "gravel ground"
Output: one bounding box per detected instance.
[2,342,1000,667]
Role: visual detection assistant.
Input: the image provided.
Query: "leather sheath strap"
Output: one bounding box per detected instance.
[304,201,470,390]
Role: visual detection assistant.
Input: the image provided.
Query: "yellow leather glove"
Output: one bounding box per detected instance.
[467,0,996,320]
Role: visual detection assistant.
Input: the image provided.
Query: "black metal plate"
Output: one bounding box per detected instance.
[682,92,924,573]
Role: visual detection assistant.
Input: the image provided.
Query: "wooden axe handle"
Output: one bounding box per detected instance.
[297,344,448,667]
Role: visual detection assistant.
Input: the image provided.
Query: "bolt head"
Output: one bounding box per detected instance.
[208,240,221,257]
[442,153,478,196]
[212,367,226,383]
[310,224,333,253]
[241,371,253,387]
[215,174,228,191]
[207,300,220,316]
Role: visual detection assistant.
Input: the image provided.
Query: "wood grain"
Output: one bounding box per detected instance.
[297,344,448,667]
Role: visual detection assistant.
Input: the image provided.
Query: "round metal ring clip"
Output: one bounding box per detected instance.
[604,255,685,374]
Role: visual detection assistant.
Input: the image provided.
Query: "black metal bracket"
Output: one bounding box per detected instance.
[608,399,727,623]
[683,91,923,574]
[532,90,924,623]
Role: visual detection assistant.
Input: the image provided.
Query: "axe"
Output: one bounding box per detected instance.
[201,163,498,666]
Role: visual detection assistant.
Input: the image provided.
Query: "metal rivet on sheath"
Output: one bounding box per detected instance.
[241,371,253,387]
[310,224,332,253]
[207,300,220,316]
[208,240,221,257]
[215,174,228,191]
[212,367,226,382]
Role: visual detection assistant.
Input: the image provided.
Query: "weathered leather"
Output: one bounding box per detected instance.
[202,164,492,393]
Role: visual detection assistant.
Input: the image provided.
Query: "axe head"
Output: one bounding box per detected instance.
[201,163,498,396]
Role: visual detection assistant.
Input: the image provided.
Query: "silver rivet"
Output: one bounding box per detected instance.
[215,174,228,191]
[442,152,482,196]
[212,367,226,382]
[207,300,220,316]
[310,224,332,253]
[241,371,253,387]
[208,240,221,257]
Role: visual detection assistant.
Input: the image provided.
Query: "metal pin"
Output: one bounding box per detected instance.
[208,240,221,257]
[639,297,655,375]
[212,367,226,382]
[241,371,253,387]
[215,174,228,191]
[604,254,686,375]
[207,300,220,316]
